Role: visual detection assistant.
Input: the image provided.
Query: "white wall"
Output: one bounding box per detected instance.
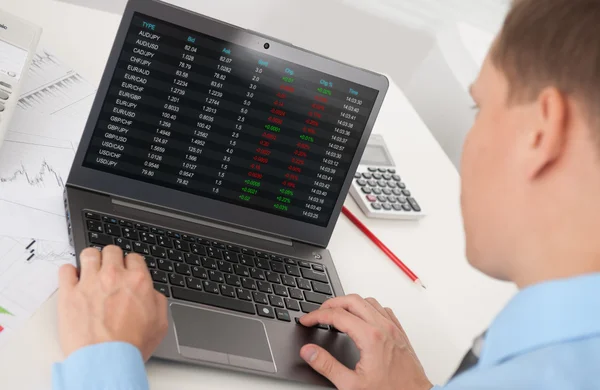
[404,24,496,168]
[57,0,437,89]
[337,0,507,169]
[56,0,507,168]
[340,0,509,34]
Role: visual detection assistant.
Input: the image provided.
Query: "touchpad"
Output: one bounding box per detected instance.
[171,303,276,373]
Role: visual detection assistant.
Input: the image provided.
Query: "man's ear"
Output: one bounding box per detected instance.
[525,87,568,179]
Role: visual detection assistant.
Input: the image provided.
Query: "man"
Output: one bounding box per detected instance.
[53,0,600,388]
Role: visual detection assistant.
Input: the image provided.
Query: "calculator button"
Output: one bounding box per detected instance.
[372,188,382,195]
[397,196,407,204]
[366,195,377,202]
[368,180,377,187]
[393,204,403,211]
[378,168,387,173]
[382,204,392,211]
[398,182,407,189]
[377,180,387,187]
[361,187,373,194]
[393,174,401,181]
[368,167,377,172]
[7,71,16,78]
[402,204,411,211]
[382,188,392,195]
[392,188,402,195]
[372,203,382,210]
[357,179,367,186]
[383,173,392,180]
[388,169,396,174]
[0,81,12,89]
[387,196,396,203]
[0,103,4,112]
[373,173,382,180]
[0,90,8,100]
[377,195,387,203]
[362,172,373,179]
[387,182,397,188]
[402,189,412,197]
[408,198,422,212]
[354,172,361,179]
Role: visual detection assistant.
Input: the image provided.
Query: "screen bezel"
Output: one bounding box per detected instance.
[67,0,389,248]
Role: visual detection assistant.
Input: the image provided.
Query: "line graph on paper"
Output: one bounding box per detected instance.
[0,160,65,188]
[21,239,75,264]
[0,236,75,347]
[0,139,74,216]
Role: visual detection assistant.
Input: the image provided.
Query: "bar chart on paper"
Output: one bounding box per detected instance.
[0,305,12,342]
[0,236,75,348]
[10,49,97,145]
[18,50,96,118]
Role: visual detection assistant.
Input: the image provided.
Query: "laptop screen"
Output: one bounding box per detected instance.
[83,13,379,227]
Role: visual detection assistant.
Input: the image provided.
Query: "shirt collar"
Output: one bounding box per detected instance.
[479,272,600,366]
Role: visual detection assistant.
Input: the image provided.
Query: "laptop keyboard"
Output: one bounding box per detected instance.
[83,211,333,323]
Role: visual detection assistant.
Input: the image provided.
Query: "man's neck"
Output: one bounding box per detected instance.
[511,163,600,289]
[513,246,600,289]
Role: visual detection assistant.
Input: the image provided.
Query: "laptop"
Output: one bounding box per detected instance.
[64,0,388,386]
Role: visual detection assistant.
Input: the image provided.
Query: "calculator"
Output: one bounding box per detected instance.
[0,10,42,149]
[349,135,424,219]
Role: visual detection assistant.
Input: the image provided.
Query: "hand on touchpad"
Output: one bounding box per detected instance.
[171,303,276,373]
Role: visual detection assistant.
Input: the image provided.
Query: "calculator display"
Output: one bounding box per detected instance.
[0,40,27,80]
[361,144,393,166]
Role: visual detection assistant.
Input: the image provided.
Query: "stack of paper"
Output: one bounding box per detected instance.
[0,48,97,347]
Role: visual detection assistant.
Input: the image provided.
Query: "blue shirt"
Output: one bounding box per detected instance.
[52,274,600,390]
[53,342,148,390]
[439,273,600,390]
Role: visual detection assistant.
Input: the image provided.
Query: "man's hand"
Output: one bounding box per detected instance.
[300,295,433,390]
[57,245,169,361]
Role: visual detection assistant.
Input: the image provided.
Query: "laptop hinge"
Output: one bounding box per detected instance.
[111,199,293,247]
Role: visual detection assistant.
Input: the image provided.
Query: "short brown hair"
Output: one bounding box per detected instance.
[491,0,600,117]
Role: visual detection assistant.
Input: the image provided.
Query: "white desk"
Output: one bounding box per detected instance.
[0,1,516,388]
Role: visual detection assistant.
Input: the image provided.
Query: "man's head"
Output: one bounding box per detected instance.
[461,0,600,286]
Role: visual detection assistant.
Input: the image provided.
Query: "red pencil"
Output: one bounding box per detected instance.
[342,206,426,289]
